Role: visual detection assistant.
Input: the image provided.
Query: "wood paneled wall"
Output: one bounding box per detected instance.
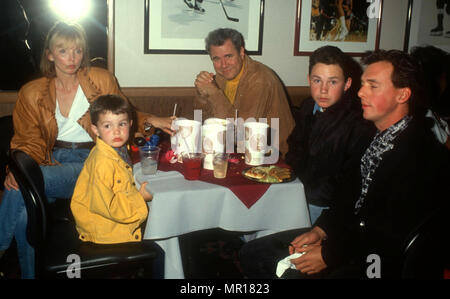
[0,86,310,117]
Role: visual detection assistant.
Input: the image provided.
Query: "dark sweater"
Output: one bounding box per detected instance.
[286,96,376,208]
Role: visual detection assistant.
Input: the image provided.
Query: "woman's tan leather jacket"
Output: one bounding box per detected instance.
[10,67,149,165]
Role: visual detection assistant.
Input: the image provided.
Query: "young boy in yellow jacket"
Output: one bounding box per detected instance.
[71,94,153,244]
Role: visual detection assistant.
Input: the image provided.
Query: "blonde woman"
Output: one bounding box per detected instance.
[0,21,172,278]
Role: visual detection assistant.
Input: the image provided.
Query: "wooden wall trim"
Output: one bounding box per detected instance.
[0,86,310,116]
[0,92,18,104]
[121,87,198,97]
[0,86,310,100]
[120,86,310,101]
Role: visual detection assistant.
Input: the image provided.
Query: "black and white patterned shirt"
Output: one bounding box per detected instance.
[354,115,412,215]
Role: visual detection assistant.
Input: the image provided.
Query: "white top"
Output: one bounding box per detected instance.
[55,85,93,142]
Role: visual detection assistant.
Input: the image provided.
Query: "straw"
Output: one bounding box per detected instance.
[172,103,178,117]
[182,137,192,159]
[235,109,238,150]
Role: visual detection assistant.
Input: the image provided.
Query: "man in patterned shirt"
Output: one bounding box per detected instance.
[239,50,449,279]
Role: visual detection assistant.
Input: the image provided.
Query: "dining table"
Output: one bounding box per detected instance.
[133,143,311,279]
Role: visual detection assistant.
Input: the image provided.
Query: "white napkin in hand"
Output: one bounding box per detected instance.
[276,252,305,278]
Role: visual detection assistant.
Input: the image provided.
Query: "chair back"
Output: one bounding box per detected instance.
[0,115,14,188]
[7,150,163,278]
[402,209,449,279]
[7,149,48,250]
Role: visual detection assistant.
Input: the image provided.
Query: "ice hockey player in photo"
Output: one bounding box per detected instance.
[183,0,238,22]
[430,0,450,37]
[184,0,205,13]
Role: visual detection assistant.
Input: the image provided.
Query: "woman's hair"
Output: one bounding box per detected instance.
[90,95,132,126]
[40,21,90,77]
[205,28,245,54]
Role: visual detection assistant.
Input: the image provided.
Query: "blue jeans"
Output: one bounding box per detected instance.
[0,148,90,278]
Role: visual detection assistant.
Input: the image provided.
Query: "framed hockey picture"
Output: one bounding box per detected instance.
[403,0,450,53]
[144,0,265,54]
[294,0,383,56]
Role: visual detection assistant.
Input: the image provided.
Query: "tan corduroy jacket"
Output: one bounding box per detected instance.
[11,67,150,165]
[194,55,295,157]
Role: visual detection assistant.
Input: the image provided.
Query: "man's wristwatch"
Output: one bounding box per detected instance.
[144,122,152,133]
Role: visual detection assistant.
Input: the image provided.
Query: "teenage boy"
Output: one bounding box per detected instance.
[286,45,375,224]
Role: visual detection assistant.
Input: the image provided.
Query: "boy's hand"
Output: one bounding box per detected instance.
[139,182,153,202]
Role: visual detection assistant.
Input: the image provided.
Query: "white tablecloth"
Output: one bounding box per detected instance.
[134,162,311,278]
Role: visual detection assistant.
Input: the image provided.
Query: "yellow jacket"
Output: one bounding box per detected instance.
[71,138,148,244]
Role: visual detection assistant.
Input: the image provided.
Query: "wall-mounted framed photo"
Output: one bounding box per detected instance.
[403,0,450,53]
[144,0,265,55]
[294,0,383,56]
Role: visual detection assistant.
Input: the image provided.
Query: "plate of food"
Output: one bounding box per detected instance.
[242,165,295,183]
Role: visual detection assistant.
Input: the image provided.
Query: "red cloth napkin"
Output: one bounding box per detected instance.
[161,154,273,208]
[133,141,291,209]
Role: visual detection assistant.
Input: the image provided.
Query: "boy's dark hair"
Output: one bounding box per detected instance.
[205,28,245,54]
[90,94,132,125]
[309,46,353,79]
[309,45,362,99]
[361,49,426,119]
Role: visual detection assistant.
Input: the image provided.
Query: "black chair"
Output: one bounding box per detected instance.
[7,149,164,278]
[402,209,449,279]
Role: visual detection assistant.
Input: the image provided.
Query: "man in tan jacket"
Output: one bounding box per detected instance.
[194,28,295,158]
